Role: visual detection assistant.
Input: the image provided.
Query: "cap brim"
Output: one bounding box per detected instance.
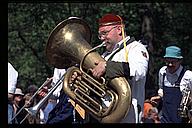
[15,93,24,96]
[164,55,183,59]
[99,21,121,27]
[8,92,15,94]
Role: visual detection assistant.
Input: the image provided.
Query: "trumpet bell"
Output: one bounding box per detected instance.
[25,107,37,117]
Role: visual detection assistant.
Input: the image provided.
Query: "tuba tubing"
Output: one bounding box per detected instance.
[81,42,131,122]
[101,77,131,123]
[63,43,132,123]
[63,68,131,123]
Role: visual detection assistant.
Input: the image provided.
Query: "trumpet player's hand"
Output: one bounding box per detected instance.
[91,61,106,79]
[38,86,48,98]
[37,77,53,98]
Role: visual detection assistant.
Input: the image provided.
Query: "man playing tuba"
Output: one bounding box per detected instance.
[90,13,149,123]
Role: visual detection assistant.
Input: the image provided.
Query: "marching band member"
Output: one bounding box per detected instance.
[91,13,149,123]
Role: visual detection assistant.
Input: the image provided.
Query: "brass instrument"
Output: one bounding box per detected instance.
[45,17,131,123]
[9,78,53,124]
[24,75,64,119]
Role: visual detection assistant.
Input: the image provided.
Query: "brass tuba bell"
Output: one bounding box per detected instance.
[45,17,132,123]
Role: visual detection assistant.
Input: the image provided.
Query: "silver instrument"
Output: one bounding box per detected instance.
[178,87,191,119]
[10,75,65,124]
[9,78,52,124]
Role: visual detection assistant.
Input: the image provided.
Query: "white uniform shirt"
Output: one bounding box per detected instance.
[8,62,18,94]
[158,65,192,98]
[103,36,149,123]
[52,68,67,99]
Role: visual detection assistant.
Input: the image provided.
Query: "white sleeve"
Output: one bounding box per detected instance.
[157,67,166,97]
[128,42,149,81]
[180,70,192,97]
[52,68,61,85]
[52,68,67,98]
[8,62,18,94]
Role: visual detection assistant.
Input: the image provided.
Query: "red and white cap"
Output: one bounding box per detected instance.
[98,13,123,27]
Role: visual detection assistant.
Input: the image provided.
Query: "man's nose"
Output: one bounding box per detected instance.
[100,35,106,41]
[166,62,173,67]
[168,63,173,66]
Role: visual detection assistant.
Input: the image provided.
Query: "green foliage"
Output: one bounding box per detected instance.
[8,3,192,92]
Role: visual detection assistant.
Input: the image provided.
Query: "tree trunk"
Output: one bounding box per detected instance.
[140,4,157,99]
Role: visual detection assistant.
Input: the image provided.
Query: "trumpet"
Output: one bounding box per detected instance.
[10,77,53,123]
[9,77,56,124]
[24,74,64,117]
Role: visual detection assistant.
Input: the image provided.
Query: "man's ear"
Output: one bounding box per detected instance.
[117,25,123,35]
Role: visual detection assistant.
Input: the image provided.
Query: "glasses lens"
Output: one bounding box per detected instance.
[98,32,107,39]
[165,59,179,65]
[98,26,117,39]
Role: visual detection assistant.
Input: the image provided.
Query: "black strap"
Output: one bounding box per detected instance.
[175,67,187,86]
[108,37,135,61]
[162,73,166,88]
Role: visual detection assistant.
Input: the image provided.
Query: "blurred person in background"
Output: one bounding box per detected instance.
[8,62,18,124]
[12,88,24,123]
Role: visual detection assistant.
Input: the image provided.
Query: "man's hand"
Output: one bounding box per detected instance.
[91,61,106,79]
[71,71,79,82]
[38,86,48,98]
[150,95,161,105]
[37,77,53,98]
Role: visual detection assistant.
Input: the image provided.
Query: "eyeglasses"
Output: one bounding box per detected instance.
[165,59,180,65]
[98,26,117,39]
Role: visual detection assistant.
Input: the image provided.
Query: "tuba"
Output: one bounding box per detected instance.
[45,17,131,123]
